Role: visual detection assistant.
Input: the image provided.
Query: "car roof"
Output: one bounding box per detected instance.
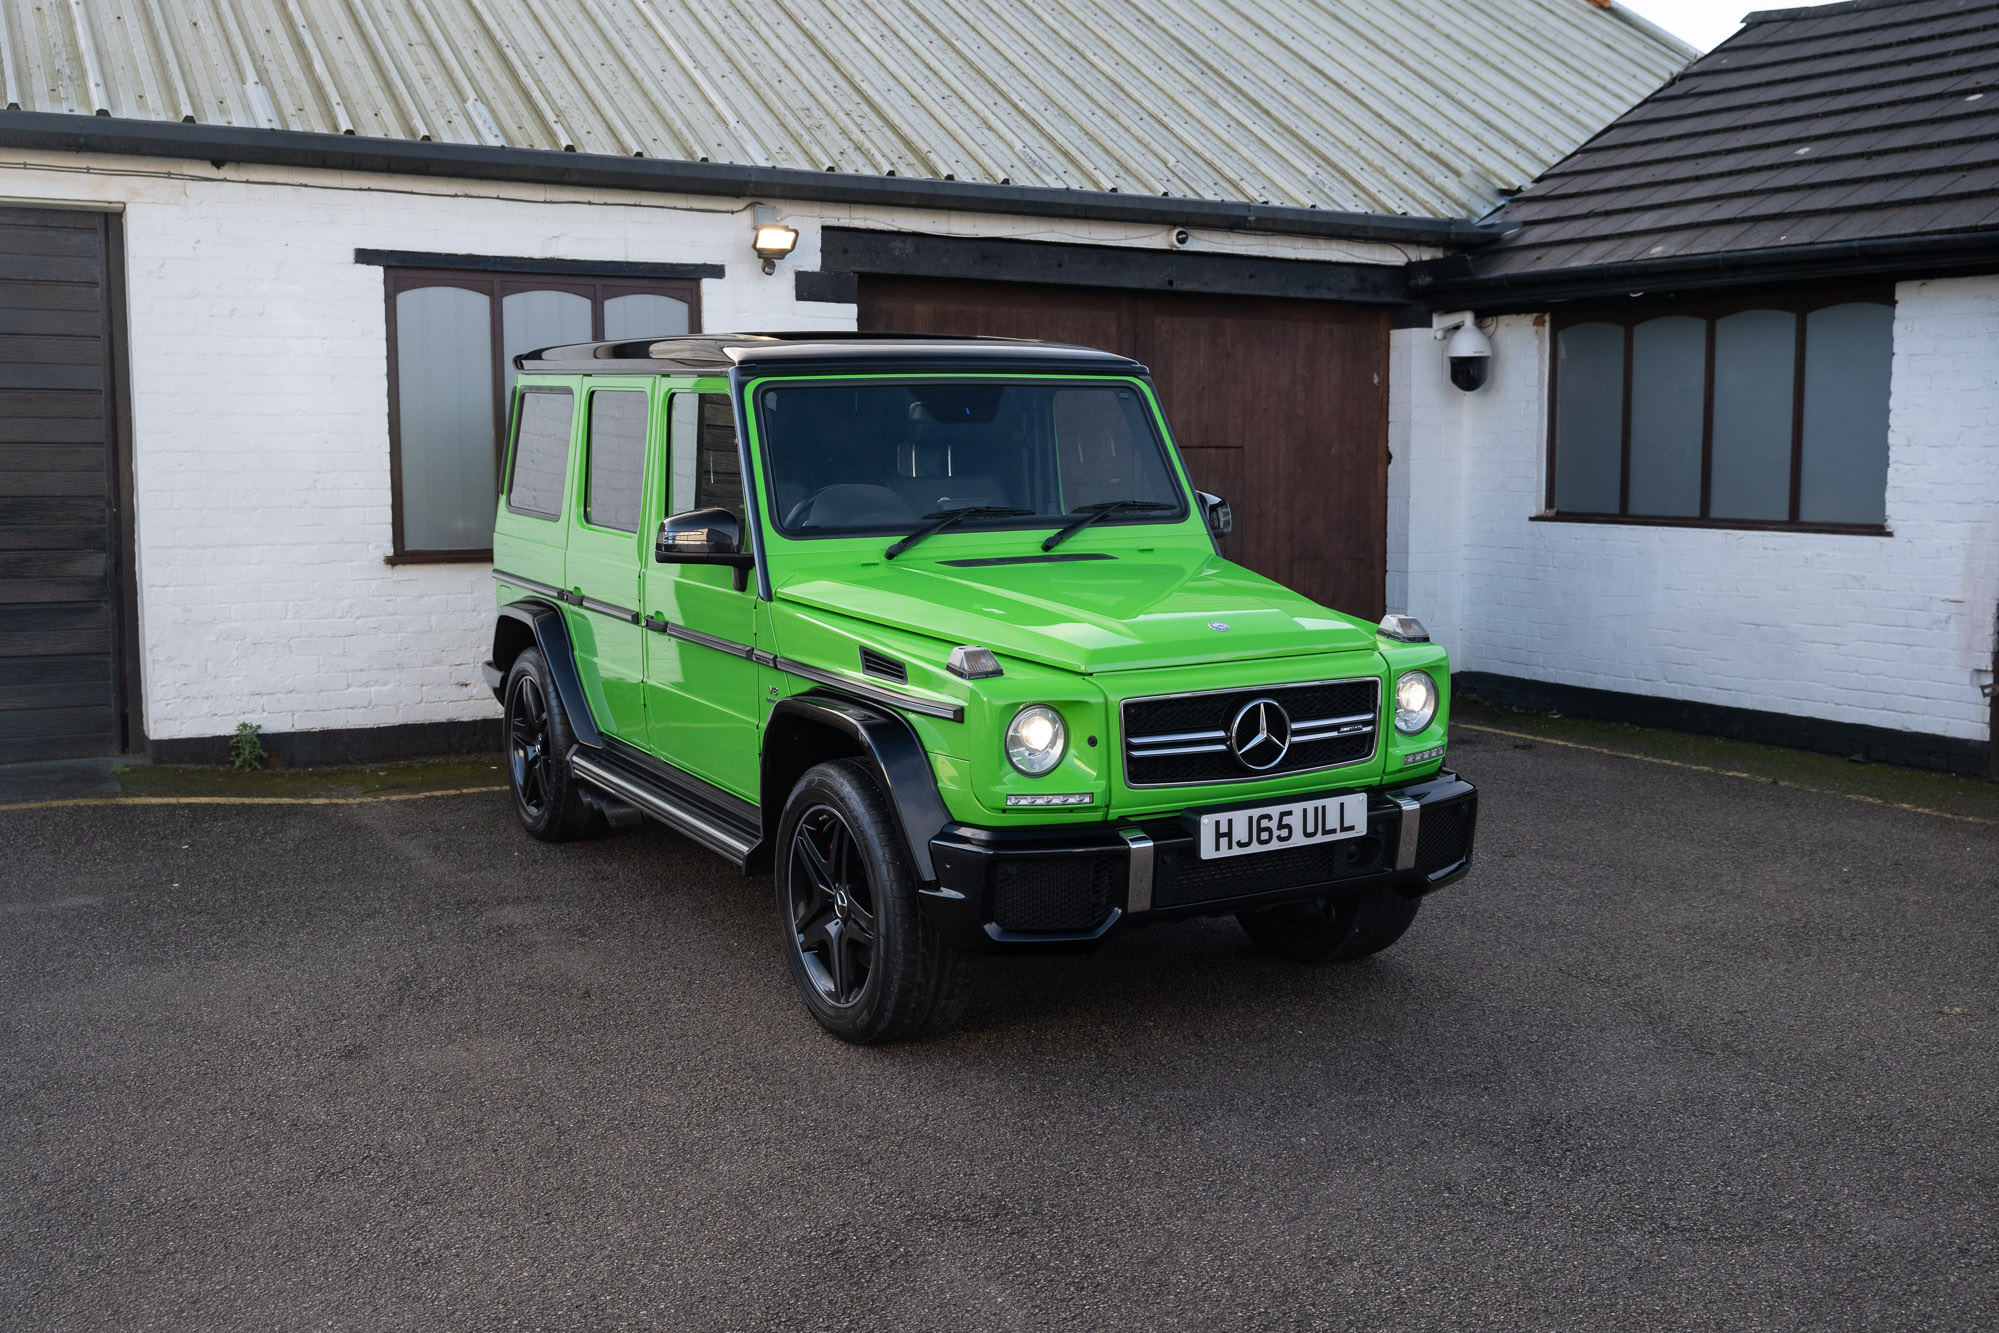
[512,332,1148,377]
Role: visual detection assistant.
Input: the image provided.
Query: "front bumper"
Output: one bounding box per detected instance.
[921,771,1477,953]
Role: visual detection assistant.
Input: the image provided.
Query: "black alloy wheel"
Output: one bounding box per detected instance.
[787,804,877,1007]
[773,759,976,1042]
[508,673,553,820]
[500,647,598,841]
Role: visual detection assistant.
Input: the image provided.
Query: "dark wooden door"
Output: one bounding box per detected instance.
[858,277,1388,618]
[0,207,129,762]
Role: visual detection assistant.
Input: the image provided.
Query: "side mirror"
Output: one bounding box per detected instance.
[656,508,757,589]
[1197,491,1233,538]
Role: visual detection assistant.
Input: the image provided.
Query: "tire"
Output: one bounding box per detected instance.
[502,648,599,842]
[1236,886,1422,964]
[775,759,976,1043]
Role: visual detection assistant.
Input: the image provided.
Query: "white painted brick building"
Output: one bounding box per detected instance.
[0,0,1992,778]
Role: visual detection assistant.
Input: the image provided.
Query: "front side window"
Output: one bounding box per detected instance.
[1549,292,1893,530]
[384,268,699,558]
[668,393,747,516]
[754,379,1185,536]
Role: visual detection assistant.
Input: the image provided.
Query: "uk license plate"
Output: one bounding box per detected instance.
[1196,793,1368,860]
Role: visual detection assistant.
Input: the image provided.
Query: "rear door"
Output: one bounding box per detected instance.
[639,388,762,798]
[562,379,652,740]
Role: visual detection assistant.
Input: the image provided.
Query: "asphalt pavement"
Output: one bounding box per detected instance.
[2,728,1994,1330]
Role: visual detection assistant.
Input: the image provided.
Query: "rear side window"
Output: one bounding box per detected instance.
[507,388,574,519]
[668,392,746,515]
[584,390,649,532]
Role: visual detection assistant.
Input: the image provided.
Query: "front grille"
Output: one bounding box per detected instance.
[1121,677,1380,787]
[1415,801,1475,877]
[1153,831,1389,910]
[991,855,1122,933]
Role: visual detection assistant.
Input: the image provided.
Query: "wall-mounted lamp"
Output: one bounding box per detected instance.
[752,204,798,275]
[1434,311,1493,393]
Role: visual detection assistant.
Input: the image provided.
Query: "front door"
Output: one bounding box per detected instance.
[562,380,653,740]
[641,388,762,799]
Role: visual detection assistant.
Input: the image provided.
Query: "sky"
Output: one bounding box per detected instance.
[1616,0,1804,51]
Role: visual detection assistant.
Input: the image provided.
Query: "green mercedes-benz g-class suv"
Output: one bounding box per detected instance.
[483,333,1475,1042]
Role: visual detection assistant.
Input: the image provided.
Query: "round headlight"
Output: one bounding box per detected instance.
[1394,671,1438,734]
[1005,704,1067,776]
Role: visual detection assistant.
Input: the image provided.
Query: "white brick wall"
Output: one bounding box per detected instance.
[1389,279,1999,743]
[1,152,1412,743]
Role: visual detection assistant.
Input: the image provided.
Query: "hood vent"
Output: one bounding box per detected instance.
[859,647,908,684]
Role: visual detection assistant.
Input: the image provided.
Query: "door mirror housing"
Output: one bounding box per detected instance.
[656,508,757,590]
[1197,491,1233,538]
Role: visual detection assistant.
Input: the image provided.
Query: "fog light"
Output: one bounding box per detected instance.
[1004,793,1093,807]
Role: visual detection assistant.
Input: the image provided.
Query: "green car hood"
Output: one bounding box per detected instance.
[773,549,1378,674]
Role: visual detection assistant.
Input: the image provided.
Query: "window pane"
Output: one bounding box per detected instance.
[585,391,649,533]
[1553,322,1625,513]
[508,389,574,519]
[501,289,591,399]
[1800,302,1892,525]
[395,285,495,551]
[1627,316,1706,517]
[1710,309,1796,521]
[603,292,690,341]
[669,393,744,516]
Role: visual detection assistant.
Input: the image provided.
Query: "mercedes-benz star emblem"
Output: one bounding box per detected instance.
[1228,698,1292,771]
[1208,621,1231,632]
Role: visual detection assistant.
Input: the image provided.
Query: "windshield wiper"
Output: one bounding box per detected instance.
[1040,500,1179,552]
[885,505,1033,560]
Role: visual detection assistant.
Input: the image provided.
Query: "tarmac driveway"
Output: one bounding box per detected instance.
[2,728,1994,1330]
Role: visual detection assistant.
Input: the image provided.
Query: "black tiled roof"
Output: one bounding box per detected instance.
[1444,0,1999,291]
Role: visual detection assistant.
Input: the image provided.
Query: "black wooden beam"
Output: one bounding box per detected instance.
[814,228,1417,306]
[355,249,724,279]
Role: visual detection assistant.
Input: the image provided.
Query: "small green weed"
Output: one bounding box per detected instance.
[229,722,268,772]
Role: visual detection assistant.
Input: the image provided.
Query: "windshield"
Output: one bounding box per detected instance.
[755,379,1188,537]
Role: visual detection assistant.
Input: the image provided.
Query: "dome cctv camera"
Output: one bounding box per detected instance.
[1172,228,1191,247]
[1445,319,1493,392]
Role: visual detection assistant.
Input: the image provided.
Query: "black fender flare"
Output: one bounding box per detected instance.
[762,693,951,882]
[492,599,604,750]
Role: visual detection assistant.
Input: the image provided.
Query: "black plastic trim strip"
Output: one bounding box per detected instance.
[356,248,723,279]
[493,568,564,600]
[667,623,755,659]
[579,596,639,624]
[772,657,965,722]
[937,552,1117,567]
[0,113,1495,248]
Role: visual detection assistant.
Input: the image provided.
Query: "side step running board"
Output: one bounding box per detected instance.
[570,749,760,867]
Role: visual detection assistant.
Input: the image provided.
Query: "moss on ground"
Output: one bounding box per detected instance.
[1455,697,1999,823]
[111,754,506,800]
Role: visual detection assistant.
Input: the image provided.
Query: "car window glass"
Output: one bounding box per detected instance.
[668,392,746,516]
[584,390,648,533]
[506,388,573,520]
[756,380,1183,535]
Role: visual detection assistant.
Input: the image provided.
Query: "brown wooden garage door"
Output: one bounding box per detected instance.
[859,277,1389,620]
[0,206,130,763]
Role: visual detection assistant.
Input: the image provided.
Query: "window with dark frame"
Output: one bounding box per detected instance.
[1546,287,1895,533]
[384,268,701,560]
[584,390,650,534]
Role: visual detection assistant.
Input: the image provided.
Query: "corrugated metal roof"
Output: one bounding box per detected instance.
[1466,0,1999,277]
[0,0,1691,219]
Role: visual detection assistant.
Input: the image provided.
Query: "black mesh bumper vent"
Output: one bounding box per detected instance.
[991,855,1122,933]
[1121,678,1380,787]
[1153,833,1389,910]
[1415,802,1475,877]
